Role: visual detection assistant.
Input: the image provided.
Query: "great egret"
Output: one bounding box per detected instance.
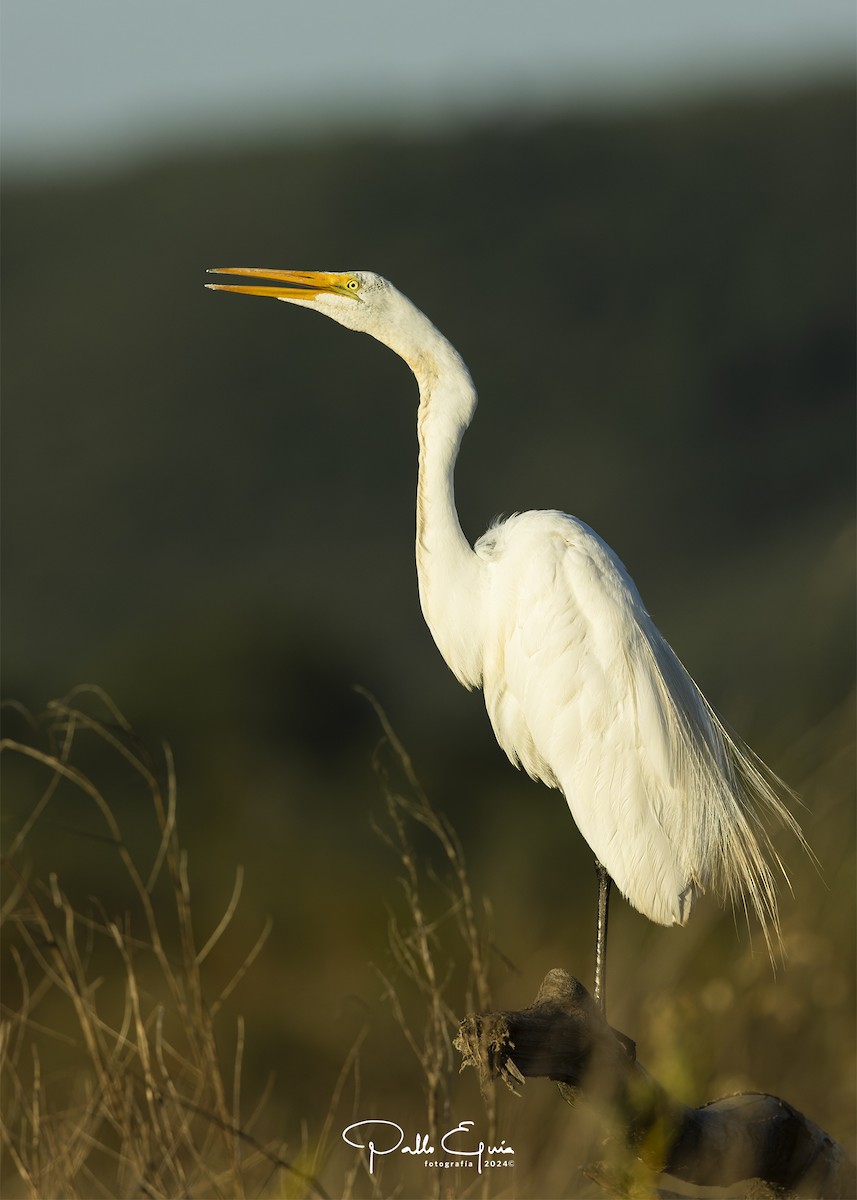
[207,267,804,1013]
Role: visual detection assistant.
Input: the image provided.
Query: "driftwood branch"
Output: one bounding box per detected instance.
[455,969,855,1199]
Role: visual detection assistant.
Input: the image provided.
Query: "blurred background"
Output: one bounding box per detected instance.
[2,2,855,1195]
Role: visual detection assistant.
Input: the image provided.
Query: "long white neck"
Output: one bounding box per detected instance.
[395,318,485,690]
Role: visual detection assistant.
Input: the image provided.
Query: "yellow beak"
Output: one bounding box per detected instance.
[205,267,357,300]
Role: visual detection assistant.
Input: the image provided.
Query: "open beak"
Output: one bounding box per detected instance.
[205,267,356,300]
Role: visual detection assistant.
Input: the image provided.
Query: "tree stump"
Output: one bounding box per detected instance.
[454,969,855,1199]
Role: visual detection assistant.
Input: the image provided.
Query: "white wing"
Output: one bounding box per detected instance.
[475,510,796,937]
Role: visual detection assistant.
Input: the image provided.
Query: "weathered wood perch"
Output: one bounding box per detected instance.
[454,969,855,1199]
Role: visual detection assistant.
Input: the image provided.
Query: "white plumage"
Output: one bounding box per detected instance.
[474,509,784,932]
[208,267,803,984]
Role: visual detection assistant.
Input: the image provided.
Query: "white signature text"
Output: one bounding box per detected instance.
[342,1119,515,1175]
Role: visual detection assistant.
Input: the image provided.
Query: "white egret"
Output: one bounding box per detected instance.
[207,268,804,1013]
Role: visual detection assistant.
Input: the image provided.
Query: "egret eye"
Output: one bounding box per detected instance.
[346,279,360,292]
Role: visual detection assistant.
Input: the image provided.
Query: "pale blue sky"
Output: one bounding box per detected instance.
[2,0,854,175]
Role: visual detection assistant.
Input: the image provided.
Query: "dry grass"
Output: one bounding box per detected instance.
[354,688,500,1199]
[0,687,506,1200]
[2,685,853,1199]
[1,687,326,1200]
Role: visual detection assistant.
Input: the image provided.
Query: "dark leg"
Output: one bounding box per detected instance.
[593,861,612,1015]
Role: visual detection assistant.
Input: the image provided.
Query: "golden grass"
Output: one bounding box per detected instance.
[2,685,854,1199]
[1,688,505,1199]
[1,687,326,1200]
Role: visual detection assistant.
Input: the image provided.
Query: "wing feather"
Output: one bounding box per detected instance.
[477,510,805,942]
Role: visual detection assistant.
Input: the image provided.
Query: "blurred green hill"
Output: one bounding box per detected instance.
[2,81,855,1177]
[3,82,853,834]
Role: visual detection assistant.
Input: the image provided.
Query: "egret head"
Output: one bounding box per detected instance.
[205,268,398,336]
[206,265,463,383]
